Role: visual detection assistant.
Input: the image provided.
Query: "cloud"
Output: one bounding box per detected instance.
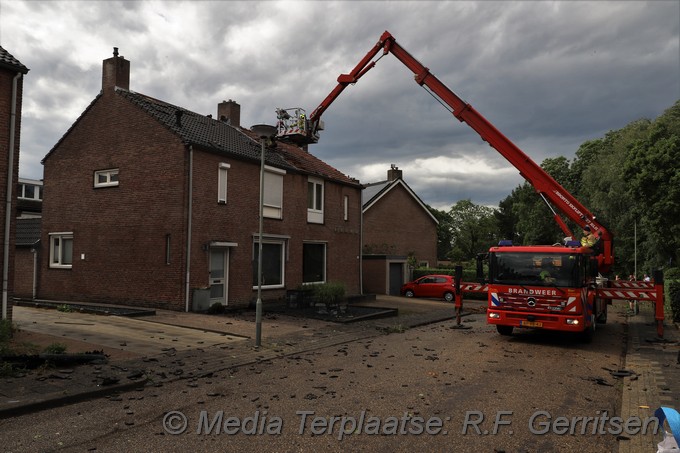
[1,0,678,211]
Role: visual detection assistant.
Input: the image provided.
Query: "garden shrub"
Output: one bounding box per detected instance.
[313,282,346,308]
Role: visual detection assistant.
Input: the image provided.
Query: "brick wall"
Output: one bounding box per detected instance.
[14,248,34,298]
[189,151,362,307]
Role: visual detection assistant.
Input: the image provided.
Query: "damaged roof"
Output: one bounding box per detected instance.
[43,88,359,187]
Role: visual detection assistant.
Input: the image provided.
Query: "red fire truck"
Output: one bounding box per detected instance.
[276,30,666,340]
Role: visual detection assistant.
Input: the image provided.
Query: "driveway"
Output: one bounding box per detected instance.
[10,296,475,359]
[12,306,247,357]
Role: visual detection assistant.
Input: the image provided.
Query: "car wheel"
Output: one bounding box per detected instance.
[404,290,415,298]
[497,325,513,336]
[443,292,454,302]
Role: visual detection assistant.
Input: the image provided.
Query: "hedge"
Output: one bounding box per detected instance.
[668,280,680,323]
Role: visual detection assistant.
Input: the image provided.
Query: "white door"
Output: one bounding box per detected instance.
[209,248,229,305]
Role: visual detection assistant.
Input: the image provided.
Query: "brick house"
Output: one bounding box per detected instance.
[38,49,362,311]
[362,166,438,295]
[0,46,29,320]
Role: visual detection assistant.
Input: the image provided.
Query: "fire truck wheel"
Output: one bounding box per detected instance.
[444,292,454,302]
[496,325,514,336]
[582,314,596,343]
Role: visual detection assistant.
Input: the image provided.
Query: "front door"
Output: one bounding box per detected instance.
[209,248,229,305]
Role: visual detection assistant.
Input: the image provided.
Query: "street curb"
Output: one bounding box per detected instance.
[0,377,148,419]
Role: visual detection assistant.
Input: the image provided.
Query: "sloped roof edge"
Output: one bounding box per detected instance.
[42,93,103,164]
[362,179,439,224]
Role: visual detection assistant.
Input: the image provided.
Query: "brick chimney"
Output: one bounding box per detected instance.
[218,100,240,127]
[387,164,402,181]
[102,47,130,92]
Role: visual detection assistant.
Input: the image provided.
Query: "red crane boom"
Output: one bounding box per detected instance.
[279,30,613,271]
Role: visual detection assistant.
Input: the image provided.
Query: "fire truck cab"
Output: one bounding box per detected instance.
[486,242,606,339]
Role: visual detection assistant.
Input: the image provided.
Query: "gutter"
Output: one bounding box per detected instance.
[2,72,21,320]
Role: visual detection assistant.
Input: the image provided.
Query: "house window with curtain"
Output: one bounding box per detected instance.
[264,166,285,219]
[218,162,230,204]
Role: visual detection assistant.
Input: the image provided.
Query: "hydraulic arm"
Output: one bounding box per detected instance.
[286,30,613,271]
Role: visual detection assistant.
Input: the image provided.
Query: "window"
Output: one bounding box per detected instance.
[307,177,324,224]
[18,179,43,200]
[252,239,285,288]
[343,195,349,221]
[218,163,230,204]
[94,169,119,188]
[264,166,285,219]
[303,242,326,284]
[49,233,73,268]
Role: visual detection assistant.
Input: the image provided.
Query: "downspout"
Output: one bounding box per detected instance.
[184,145,193,312]
[359,195,364,295]
[2,72,21,320]
[31,245,37,299]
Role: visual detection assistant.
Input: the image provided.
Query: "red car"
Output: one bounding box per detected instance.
[400,274,456,302]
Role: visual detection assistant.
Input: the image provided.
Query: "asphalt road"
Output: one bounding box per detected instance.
[0,310,630,453]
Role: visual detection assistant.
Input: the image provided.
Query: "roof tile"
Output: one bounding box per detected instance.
[0,46,29,73]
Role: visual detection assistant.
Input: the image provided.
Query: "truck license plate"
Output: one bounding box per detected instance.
[521,320,543,328]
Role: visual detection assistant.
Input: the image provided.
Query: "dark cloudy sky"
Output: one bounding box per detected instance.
[1,1,678,209]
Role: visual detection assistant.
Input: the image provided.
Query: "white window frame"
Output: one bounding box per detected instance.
[252,238,286,289]
[49,232,73,269]
[218,162,230,204]
[302,242,327,285]
[263,166,285,219]
[94,169,119,188]
[18,179,43,201]
[307,177,324,224]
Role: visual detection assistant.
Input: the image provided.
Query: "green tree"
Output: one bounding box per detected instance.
[574,120,651,276]
[448,199,499,261]
[497,156,576,246]
[624,101,680,271]
[427,205,454,261]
